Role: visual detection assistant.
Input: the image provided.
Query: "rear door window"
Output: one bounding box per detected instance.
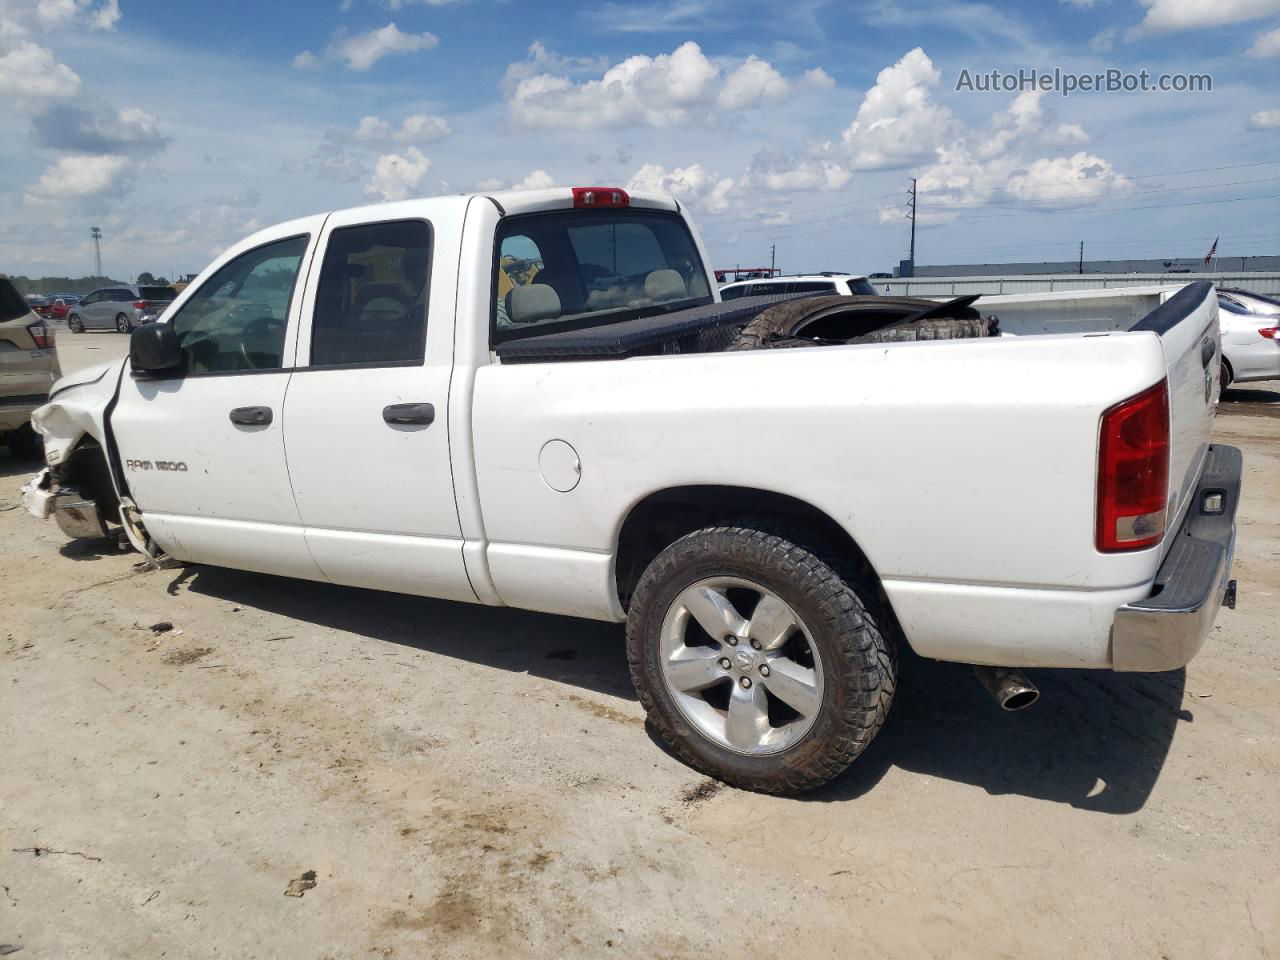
[310,219,431,367]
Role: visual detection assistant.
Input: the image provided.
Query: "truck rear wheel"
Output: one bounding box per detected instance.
[626,524,897,794]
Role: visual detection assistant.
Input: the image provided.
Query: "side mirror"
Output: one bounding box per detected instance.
[130,323,183,376]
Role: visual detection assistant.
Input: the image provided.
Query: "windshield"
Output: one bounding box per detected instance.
[493,209,711,343]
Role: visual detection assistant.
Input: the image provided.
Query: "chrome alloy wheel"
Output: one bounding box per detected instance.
[659,577,823,756]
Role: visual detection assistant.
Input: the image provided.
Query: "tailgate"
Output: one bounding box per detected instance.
[1133,280,1220,547]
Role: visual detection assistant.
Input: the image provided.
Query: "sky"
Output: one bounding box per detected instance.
[0,0,1277,280]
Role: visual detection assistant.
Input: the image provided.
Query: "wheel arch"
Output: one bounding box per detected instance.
[614,484,891,615]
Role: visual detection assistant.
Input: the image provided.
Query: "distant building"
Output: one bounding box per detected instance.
[897,255,1280,278]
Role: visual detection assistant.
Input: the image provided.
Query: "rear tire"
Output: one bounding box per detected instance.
[115,313,132,334]
[1220,359,1234,392]
[626,523,897,794]
[68,314,84,333]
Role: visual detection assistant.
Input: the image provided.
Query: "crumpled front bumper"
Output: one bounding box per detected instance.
[1111,444,1241,672]
[21,468,55,519]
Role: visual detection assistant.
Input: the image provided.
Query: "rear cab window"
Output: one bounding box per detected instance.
[493,208,711,344]
[140,286,178,301]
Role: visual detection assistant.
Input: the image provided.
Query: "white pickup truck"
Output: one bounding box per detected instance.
[23,187,1240,794]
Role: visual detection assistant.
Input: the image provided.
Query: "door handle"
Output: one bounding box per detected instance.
[1201,337,1216,369]
[383,402,435,426]
[229,406,273,426]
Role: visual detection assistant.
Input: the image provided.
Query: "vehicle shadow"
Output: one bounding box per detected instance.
[1222,385,1280,404]
[181,565,635,699]
[183,565,1186,814]
[806,649,1188,814]
[0,448,42,480]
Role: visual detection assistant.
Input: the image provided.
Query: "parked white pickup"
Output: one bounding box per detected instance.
[23,187,1240,793]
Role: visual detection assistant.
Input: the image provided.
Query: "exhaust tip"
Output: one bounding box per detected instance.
[973,666,1040,712]
[1000,687,1039,711]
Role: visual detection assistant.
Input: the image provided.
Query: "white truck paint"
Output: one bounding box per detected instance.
[23,187,1240,792]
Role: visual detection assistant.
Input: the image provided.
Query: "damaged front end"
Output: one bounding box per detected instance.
[22,360,165,560]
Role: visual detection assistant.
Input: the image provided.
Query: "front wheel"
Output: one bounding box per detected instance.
[626,524,897,794]
[115,313,132,333]
[68,314,84,333]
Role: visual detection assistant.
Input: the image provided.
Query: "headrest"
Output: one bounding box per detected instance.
[509,283,562,324]
[645,269,686,302]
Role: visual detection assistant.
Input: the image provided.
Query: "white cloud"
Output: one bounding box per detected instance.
[1135,0,1280,31]
[742,152,851,192]
[0,41,81,108]
[837,47,955,171]
[627,162,736,213]
[1249,108,1280,129]
[1248,25,1280,56]
[1089,27,1118,51]
[31,103,169,155]
[804,67,835,88]
[294,23,439,72]
[717,56,790,110]
[355,112,451,143]
[34,0,118,30]
[511,169,556,190]
[365,147,431,200]
[26,154,133,202]
[1007,152,1130,202]
[506,41,811,130]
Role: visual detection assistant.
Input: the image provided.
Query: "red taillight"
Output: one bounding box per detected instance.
[1097,380,1170,552]
[26,321,53,349]
[572,186,629,209]
[1260,327,1280,340]
[133,300,147,310]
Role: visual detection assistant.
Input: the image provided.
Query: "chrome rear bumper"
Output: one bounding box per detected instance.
[1111,444,1241,672]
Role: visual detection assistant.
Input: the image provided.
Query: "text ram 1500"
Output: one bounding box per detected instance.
[23,187,1240,794]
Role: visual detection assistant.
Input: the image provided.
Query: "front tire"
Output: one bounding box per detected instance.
[626,524,897,794]
[115,313,132,333]
[68,314,84,333]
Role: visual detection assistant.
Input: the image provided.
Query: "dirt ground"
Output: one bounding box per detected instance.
[2,332,1278,959]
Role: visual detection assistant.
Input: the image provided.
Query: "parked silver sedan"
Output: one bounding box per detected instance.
[67,284,177,333]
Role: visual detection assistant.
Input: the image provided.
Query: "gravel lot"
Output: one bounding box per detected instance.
[2,332,1278,959]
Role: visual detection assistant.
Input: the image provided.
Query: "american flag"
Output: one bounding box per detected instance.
[1203,236,1218,265]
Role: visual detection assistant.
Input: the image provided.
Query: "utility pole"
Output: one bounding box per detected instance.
[770,243,776,277]
[90,226,103,277]
[905,178,917,277]
[1078,241,1084,275]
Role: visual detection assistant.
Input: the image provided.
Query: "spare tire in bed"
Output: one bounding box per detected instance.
[728,294,997,351]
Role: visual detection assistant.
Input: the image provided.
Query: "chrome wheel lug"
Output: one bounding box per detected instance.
[760,664,770,677]
[718,657,732,670]
[725,636,738,646]
[750,639,761,650]
[739,676,752,689]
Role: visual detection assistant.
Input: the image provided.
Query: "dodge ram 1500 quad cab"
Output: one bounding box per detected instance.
[24,187,1240,794]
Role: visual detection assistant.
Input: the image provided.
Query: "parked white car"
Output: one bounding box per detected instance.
[22,187,1240,793]
[1217,288,1280,386]
[719,272,879,300]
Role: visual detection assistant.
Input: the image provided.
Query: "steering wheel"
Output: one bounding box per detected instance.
[239,315,285,369]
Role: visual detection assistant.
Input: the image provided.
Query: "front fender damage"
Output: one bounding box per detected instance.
[26,360,166,560]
